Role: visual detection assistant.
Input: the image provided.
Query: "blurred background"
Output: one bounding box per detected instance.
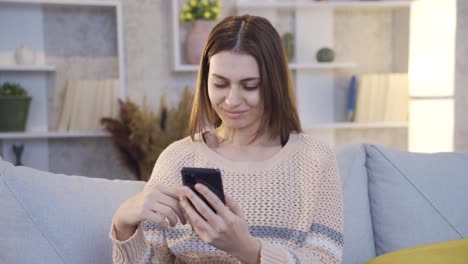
[0,0,465,181]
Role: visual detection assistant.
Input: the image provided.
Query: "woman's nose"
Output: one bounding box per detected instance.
[225,88,241,106]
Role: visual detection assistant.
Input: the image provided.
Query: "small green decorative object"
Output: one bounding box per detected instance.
[0,82,32,132]
[282,32,295,62]
[316,47,335,62]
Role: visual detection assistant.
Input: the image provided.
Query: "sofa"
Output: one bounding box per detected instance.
[1,144,467,264]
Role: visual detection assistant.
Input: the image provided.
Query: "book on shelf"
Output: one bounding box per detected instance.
[346,75,357,122]
[57,81,74,132]
[383,74,409,122]
[353,73,408,123]
[57,79,119,131]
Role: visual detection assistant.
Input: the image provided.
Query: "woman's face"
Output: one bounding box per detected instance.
[207,51,263,132]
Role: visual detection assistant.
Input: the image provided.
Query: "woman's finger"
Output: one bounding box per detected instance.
[152,203,178,227]
[180,186,220,225]
[225,193,245,218]
[152,191,186,224]
[180,195,215,234]
[156,184,180,200]
[143,209,169,228]
[194,183,228,217]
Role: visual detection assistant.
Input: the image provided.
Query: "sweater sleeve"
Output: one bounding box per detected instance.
[258,146,344,264]
[110,140,189,264]
[110,220,175,264]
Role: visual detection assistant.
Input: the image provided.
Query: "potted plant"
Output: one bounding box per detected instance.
[101,87,193,181]
[0,82,32,132]
[180,0,221,64]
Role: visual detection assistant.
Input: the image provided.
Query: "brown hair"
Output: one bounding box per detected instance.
[189,15,302,143]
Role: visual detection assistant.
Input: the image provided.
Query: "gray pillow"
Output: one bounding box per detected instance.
[365,144,468,256]
[337,144,376,264]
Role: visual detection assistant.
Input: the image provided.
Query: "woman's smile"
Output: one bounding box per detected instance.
[222,109,248,119]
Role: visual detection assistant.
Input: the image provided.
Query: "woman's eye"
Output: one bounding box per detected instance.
[214,83,228,88]
[243,85,259,91]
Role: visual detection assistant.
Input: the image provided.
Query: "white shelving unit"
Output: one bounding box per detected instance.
[305,122,408,130]
[236,1,412,9]
[173,62,357,73]
[0,65,56,71]
[0,0,125,170]
[0,131,110,139]
[171,0,411,145]
[234,0,412,145]
[0,0,126,98]
[171,0,361,72]
[289,62,356,70]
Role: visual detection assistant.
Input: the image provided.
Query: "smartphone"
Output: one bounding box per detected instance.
[180,167,225,214]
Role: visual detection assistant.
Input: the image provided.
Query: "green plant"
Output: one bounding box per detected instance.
[0,82,28,96]
[180,0,221,22]
[101,87,194,181]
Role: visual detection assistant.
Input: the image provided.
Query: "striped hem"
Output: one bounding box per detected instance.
[305,235,342,258]
[260,240,289,264]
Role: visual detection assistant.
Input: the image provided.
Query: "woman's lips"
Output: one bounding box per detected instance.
[223,109,247,118]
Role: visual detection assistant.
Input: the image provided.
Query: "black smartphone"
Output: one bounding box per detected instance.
[180,167,225,214]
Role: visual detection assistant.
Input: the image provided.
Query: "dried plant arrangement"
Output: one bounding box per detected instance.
[101,87,193,181]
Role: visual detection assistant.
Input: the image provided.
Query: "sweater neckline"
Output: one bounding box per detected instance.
[195,132,303,171]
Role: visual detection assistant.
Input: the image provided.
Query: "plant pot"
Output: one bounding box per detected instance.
[185,20,215,65]
[0,96,32,132]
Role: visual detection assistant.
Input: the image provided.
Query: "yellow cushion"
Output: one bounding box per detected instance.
[365,239,468,264]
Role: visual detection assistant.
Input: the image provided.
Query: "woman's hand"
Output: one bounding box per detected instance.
[113,184,187,241]
[179,184,261,264]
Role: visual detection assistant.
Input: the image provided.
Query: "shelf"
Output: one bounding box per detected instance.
[0,0,120,7]
[174,64,199,72]
[173,62,356,72]
[0,65,56,72]
[0,131,110,139]
[289,62,356,70]
[305,122,408,130]
[237,0,412,10]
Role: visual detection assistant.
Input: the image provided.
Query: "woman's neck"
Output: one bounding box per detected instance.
[211,125,280,148]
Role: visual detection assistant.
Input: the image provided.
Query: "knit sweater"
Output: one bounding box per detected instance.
[110,133,344,264]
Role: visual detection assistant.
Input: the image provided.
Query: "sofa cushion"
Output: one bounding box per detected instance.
[0,160,146,264]
[337,144,376,264]
[365,144,468,256]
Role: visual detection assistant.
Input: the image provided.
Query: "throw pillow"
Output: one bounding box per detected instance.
[365,238,468,264]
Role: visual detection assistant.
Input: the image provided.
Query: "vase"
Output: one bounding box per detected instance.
[15,46,36,65]
[185,20,215,65]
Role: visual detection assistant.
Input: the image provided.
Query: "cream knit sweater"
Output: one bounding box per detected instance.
[110,133,343,264]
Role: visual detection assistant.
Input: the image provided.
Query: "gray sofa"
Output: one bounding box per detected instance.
[1,144,467,264]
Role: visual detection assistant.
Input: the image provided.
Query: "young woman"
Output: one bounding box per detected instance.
[110,15,343,264]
